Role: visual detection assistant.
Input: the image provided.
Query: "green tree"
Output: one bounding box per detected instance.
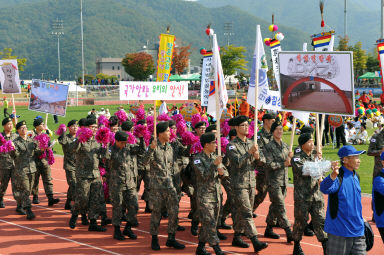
[352,42,368,77]
[122,52,155,81]
[366,51,380,72]
[77,74,95,85]
[0,48,27,71]
[220,45,248,78]
[173,44,192,75]
[337,36,352,51]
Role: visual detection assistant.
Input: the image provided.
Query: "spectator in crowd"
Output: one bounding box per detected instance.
[159,100,168,115]
[3,97,9,117]
[373,152,384,243]
[354,124,368,145]
[239,97,250,117]
[358,91,370,108]
[88,108,97,118]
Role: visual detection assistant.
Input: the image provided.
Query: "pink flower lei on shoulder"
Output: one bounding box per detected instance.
[133,124,151,146]
[95,127,111,148]
[221,119,231,137]
[114,109,128,125]
[126,131,137,144]
[76,127,93,143]
[0,133,15,154]
[55,124,67,136]
[136,108,146,120]
[34,133,55,165]
[98,115,109,128]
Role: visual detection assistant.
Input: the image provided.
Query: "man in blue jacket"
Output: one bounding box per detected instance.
[373,152,384,243]
[320,145,366,255]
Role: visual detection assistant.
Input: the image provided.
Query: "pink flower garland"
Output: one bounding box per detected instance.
[98,115,109,128]
[34,134,55,165]
[170,128,177,143]
[191,114,201,128]
[109,132,115,145]
[55,124,67,136]
[76,127,93,143]
[95,127,111,148]
[126,132,137,144]
[146,115,154,126]
[221,119,231,137]
[114,109,128,125]
[136,108,145,120]
[247,121,255,139]
[220,137,229,154]
[176,121,187,136]
[158,113,171,122]
[172,114,184,123]
[134,124,151,146]
[0,133,15,153]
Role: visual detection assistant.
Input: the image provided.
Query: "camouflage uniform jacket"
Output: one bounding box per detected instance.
[261,139,289,187]
[143,139,189,190]
[226,137,257,189]
[368,130,384,177]
[106,139,145,190]
[0,132,17,170]
[291,149,323,202]
[192,152,221,202]
[59,134,77,172]
[74,138,105,179]
[31,130,51,168]
[11,136,40,175]
[256,128,273,168]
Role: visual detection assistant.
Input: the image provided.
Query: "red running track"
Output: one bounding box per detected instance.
[0,156,382,255]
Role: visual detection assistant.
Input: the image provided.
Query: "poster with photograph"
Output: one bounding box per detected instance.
[29,80,69,117]
[278,51,354,115]
[0,59,21,94]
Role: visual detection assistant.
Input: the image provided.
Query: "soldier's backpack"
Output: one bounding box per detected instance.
[374,172,384,216]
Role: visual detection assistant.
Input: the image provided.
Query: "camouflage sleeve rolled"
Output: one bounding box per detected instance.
[128,137,145,156]
[226,144,252,169]
[192,155,217,182]
[368,134,382,157]
[58,134,67,145]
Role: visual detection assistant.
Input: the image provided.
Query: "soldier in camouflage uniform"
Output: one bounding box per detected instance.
[58,120,78,210]
[68,118,108,232]
[193,132,226,255]
[106,131,145,241]
[30,117,60,206]
[0,117,18,209]
[226,116,268,252]
[253,113,275,216]
[10,121,41,220]
[260,120,293,243]
[144,121,187,251]
[291,133,328,255]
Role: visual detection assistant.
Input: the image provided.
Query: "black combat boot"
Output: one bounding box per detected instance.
[47,194,60,206]
[0,198,4,208]
[144,201,152,213]
[251,235,268,252]
[264,225,280,239]
[285,227,294,243]
[32,195,40,204]
[69,214,78,229]
[64,200,71,210]
[151,235,160,250]
[218,218,232,230]
[177,225,185,231]
[191,220,199,236]
[113,225,125,241]
[232,232,249,248]
[293,241,305,255]
[216,230,227,240]
[195,242,211,255]
[16,204,26,215]
[101,214,112,226]
[165,233,185,249]
[88,219,106,232]
[212,244,225,255]
[304,223,315,236]
[81,214,89,225]
[123,223,137,239]
[321,239,327,255]
[25,207,35,220]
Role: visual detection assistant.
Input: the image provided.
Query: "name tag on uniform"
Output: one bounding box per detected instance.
[293,158,300,162]
[228,145,235,150]
[194,159,201,165]
[371,138,376,142]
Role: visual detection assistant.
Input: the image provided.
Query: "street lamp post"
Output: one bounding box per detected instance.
[224,22,234,46]
[52,18,64,82]
[79,0,85,106]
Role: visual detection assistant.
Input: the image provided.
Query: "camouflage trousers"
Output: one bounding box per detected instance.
[292,199,327,242]
[0,168,15,198]
[110,186,138,226]
[149,187,179,235]
[32,163,53,197]
[198,199,220,246]
[136,169,150,201]
[13,172,35,209]
[71,177,106,220]
[220,176,234,220]
[253,170,268,211]
[233,188,258,238]
[65,170,76,202]
[266,185,290,229]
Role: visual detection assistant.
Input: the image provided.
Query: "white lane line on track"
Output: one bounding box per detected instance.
[0,219,123,255]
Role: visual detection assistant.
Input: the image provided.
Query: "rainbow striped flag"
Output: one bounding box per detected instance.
[269,39,280,49]
[312,35,332,49]
[377,42,384,55]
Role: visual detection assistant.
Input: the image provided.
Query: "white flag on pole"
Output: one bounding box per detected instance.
[207,34,228,119]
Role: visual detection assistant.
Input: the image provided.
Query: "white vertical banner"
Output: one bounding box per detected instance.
[206,34,228,119]
[200,53,213,106]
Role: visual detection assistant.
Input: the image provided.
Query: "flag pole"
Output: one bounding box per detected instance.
[254,25,260,143]
[153,102,157,140]
[315,114,321,153]
[319,114,325,146]
[289,117,297,152]
[11,94,17,123]
[213,34,222,157]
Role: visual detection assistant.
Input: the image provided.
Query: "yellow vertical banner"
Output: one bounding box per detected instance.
[156,33,175,82]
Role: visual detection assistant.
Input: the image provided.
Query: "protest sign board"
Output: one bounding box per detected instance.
[120,81,188,101]
[279,51,354,115]
[29,80,69,116]
[0,59,21,94]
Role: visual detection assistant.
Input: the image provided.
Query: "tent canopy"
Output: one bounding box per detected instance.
[358,72,381,79]
[169,73,201,81]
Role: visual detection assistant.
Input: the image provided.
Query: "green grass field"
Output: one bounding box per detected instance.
[7,104,377,194]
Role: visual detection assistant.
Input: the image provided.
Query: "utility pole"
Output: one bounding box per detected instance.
[344,0,347,38]
[79,0,85,106]
[224,22,234,46]
[52,18,64,82]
